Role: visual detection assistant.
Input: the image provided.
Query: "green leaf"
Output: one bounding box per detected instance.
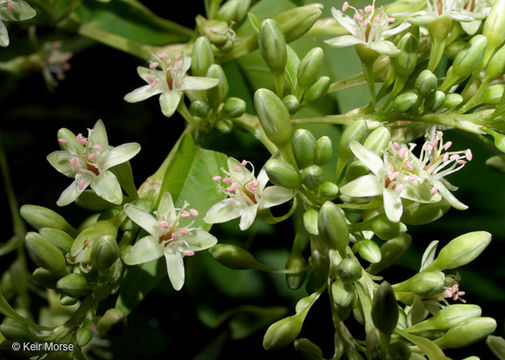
[116,133,227,314]
[397,329,448,360]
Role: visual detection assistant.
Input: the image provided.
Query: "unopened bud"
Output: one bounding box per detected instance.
[20,204,76,236]
[425,91,446,111]
[303,209,319,235]
[216,119,233,133]
[265,159,300,188]
[294,338,324,360]
[286,252,307,290]
[254,88,292,147]
[483,0,505,55]
[364,127,391,156]
[191,36,214,77]
[481,84,504,105]
[91,237,119,271]
[407,304,482,333]
[206,64,229,108]
[372,281,399,335]
[393,91,418,112]
[71,218,120,265]
[263,315,303,350]
[56,273,88,298]
[190,99,210,118]
[337,258,362,283]
[223,97,246,118]
[393,271,445,297]
[368,234,412,274]
[76,325,92,347]
[357,239,381,264]
[434,317,496,349]
[303,76,330,104]
[217,0,240,22]
[445,40,467,59]
[293,129,317,168]
[338,120,367,160]
[415,70,438,97]
[60,295,77,306]
[273,4,323,42]
[317,181,339,201]
[301,165,324,189]
[259,19,287,74]
[443,93,464,108]
[32,267,61,288]
[485,44,505,81]
[25,232,66,273]
[388,341,411,360]
[453,35,487,78]
[209,243,260,269]
[487,335,505,359]
[314,136,333,166]
[392,33,418,77]
[0,321,36,341]
[331,279,354,307]
[297,47,324,89]
[39,227,73,254]
[96,308,127,336]
[318,201,349,254]
[486,155,505,173]
[283,94,300,114]
[196,17,234,50]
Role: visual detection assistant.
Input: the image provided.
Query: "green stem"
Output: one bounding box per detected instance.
[273,72,285,98]
[328,73,367,93]
[363,62,377,106]
[231,114,278,154]
[459,79,490,113]
[427,38,446,71]
[177,100,200,129]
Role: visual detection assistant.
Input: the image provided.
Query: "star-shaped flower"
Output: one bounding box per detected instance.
[0,0,35,47]
[204,158,296,230]
[325,1,410,56]
[47,120,141,206]
[124,53,219,118]
[394,0,487,25]
[123,192,217,290]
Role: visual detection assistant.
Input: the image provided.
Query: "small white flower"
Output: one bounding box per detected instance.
[124,53,219,118]
[394,0,487,25]
[123,192,217,291]
[325,1,410,56]
[204,158,296,230]
[47,120,141,206]
[0,0,36,47]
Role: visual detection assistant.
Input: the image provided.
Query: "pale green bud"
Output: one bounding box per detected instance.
[331,279,354,307]
[71,218,120,265]
[407,304,482,333]
[273,4,323,42]
[259,19,287,74]
[485,43,505,81]
[235,0,252,22]
[481,84,504,105]
[365,328,382,360]
[254,88,292,147]
[216,119,233,134]
[264,159,300,188]
[263,316,303,350]
[217,0,240,22]
[209,243,259,269]
[294,338,324,360]
[303,209,319,236]
[393,271,445,297]
[56,273,88,298]
[434,317,497,349]
[368,234,412,275]
[445,40,467,59]
[486,154,505,173]
[370,215,407,240]
[309,236,329,277]
[452,35,487,79]
[283,94,300,114]
[91,237,119,271]
[285,252,307,290]
[443,93,464,108]
[357,239,381,264]
[339,120,367,160]
[32,267,62,288]
[20,204,76,236]
[76,325,92,347]
[317,182,339,201]
[483,0,505,52]
[425,91,446,111]
[60,295,77,306]
[301,165,324,189]
[1,271,14,299]
[293,129,317,168]
[25,232,66,273]
[487,335,505,360]
[196,17,234,50]
[363,127,391,156]
[0,321,36,341]
[388,341,411,360]
[415,70,438,97]
[393,91,418,112]
[39,227,73,254]
[314,136,333,166]
[372,281,399,335]
[297,47,324,89]
[96,308,127,336]
[93,283,112,301]
[190,99,210,118]
[191,36,214,77]
[392,33,418,77]
[206,64,229,108]
[318,201,349,254]
[303,76,330,104]
[223,97,246,118]
[402,200,450,225]
[337,258,362,283]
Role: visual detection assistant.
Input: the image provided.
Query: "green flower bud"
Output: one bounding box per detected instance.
[317,201,349,254]
[273,4,323,43]
[294,338,324,360]
[337,258,362,283]
[303,76,330,104]
[434,317,497,349]
[428,16,452,42]
[338,120,367,160]
[481,84,504,105]
[39,227,73,254]
[1,272,14,299]
[206,64,229,108]
[263,315,303,350]
[314,136,333,166]
[20,204,76,236]
[297,47,324,90]
[191,36,214,77]
[96,308,127,336]
[217,0,240,22]
[56,273,88,298]
[223,97,246,118]
[393,271,445,297]
[264,159,300,188]
[317,181,339,201]
[445,40,467,59]
[485,44,505,81]
[415,70,438,97]
[365,328,382,360]
[310,234,330,277]
[452,35,487,78]
[283,94,300,114]
[487,335,505,359]
[407,304,482,333]
[363,127,391,157]
[196,17,234,50]
[93,283,112,301]
[285,252,307,290]
[372,281,399,335]
[60,295,77,306]
[303,209,319,236]
[235,0,252,22]
[254,88,292,147]
[357,239,381,264]
[392,33,418,77]
[259,19,287,74]
[301,165,324,189]
[443,93,464,109]
[25,232,66,273]
[388,341,411,360]
[402,199,450,225]
[393,92,418,112]
[368,234,412,275]
[486,154,505,173]
[216,119,233,134]
[91,237,119,271]
[32,267,61,288]
[190,99,210,118]
[331,279,354,307]
[293,129,317,168]
[0,321,36,341]
[369,215,407,240]
[483,0,505,55]
[425,91,446,111]
[76,325,92,347]
[209,243,259,269]
[424,231,491,271]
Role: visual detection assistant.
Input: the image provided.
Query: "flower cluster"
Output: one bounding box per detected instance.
[204,157,296,230]
[124,53,219,118]
[0,0,35,47]
[394,0,488,25]
[325,1,410,56]
[124,192,217,290]
[47,120,141,206]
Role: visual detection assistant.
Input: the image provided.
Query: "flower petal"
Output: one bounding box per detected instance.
[124,203,158,236]
[180,76,219,90]
[368,40,401,56]
[349,141,383,175]
[124,84,163,103]
[123,235,163,265]
[47,151,76,177]
[260,186,295,209]
[137,66,164,83]
[204,198,245,224]
[325,35,365,48]
[156,192,177,224]
[227,157,255,184]
[331,8,359,36]
[435,181,468,210]
[159,91,182,118]
[257,168,269,190]
[181,56,192,73]
[460,20,481,35]
[0,1,35,21]
[90,119,109,149]
[382,22,411,39]
[56,179,89,207]
[181,229,217,251]
[164,251,185,291]
[239,204,258,230]
[383,188,403,222]
[90,170,123,205]
[101,142,141,170]
[340,174,383,197]
[0,21,8,47]
[402,181,440,203]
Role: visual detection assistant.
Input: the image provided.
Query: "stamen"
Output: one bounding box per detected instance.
[444,141,452,150]
[406,161,414,171]
[354,14,363,22]
[157,52,168,58]
[430,186,438,195]
[87,154,95,160]
[241,160,248,166]
[212,176,222,181]
[189,209,199,216]
[388,171,400,181]
[233,166,242,172]
[70,157,78,167]
[443,153,449,162]
[222,177,232,184]
[364,5,373,13]
[342,1,349,11]
[375,17,382,23]
[399,147,407,158]
[149,61,159,69]
[179,229,188,236]
[457,159,467,165]
[393,142,401,150]
[181,211,191,218]
[158,221,170,229]
[175,62,182,70]
[93,144,103,152]
[78,179,85,190]
[386,17,395,22]
[76,133,88,145]
[408,174,418,181]
[58,138,68,144]
[466,149,473,161]
[450,154,459,161]
[395,184,404,194]
[183,249,195,256]
[7,2,13,11]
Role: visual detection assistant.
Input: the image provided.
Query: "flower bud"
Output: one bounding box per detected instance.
[56,273,88,298]
[285,252,307,290]
[206,64,229,108]
[32,267,61,288]
[191,36,214,77]
[301,165,324,189]
[407,304,482,333]
[259,19,287,74]
[71,218,120,265]
[314,136,333,166]
[443,93,464,108]
[363,127,391,157]
[372,281,399,335]
[273,4,323,42]
[263,315,304,350]
[331,279,354,307]
[39,227,73,254]
[25,232,66,273]
[425,91,446,111]
[96,308,127,336]
[434,317,497,349]
[303,209,319,235]
[265,159,300,189]
[388,341,411,360]
[190,99,210,118]
[486,155,505,173]
[368,234,412,275]
[1,271,14,300]
[317,181,339,201]
[217,0,240,22]
[483,0,505,55]
[338,120,367,160]
[209,243,260,269]
[196,17,234,50]
[445,40,467,59]
[402,199,450,225]
[365,328,382,360]
[485,44,505,81]
[487,335,505,359]
[91,237,119,271]
[415,70,438,97]
[0,321,36,341]
[337,258,362,283]
[392,33,418,77]
[254,88,292,147]
[76,325,92,347]
[20,204,76,236]
[303,76,330,104]
[424,231,491,271]
[216,119,233,133]
[318,201,349,254]
[357,239,381,264]
[481,84,504,105]
[393,271,445,297]
[293,129,317,168]
[297,47,324,90]
[370,215,407,240]
[223,97,246,118]
[393,92,418,112]
[294,338,324,360]
[452,35,487,79]
[93,283,112,301]
[60,295,77,306]
[283,94,300,114]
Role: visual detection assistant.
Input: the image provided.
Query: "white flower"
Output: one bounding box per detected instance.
[0,0,36,47]
[123,192,217,291]
[124,53,219,118]
[460,0,491,34]
[204,158,296,231]
[394,0,487,25]
[325,1,410,56]
[47,120,141,206]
